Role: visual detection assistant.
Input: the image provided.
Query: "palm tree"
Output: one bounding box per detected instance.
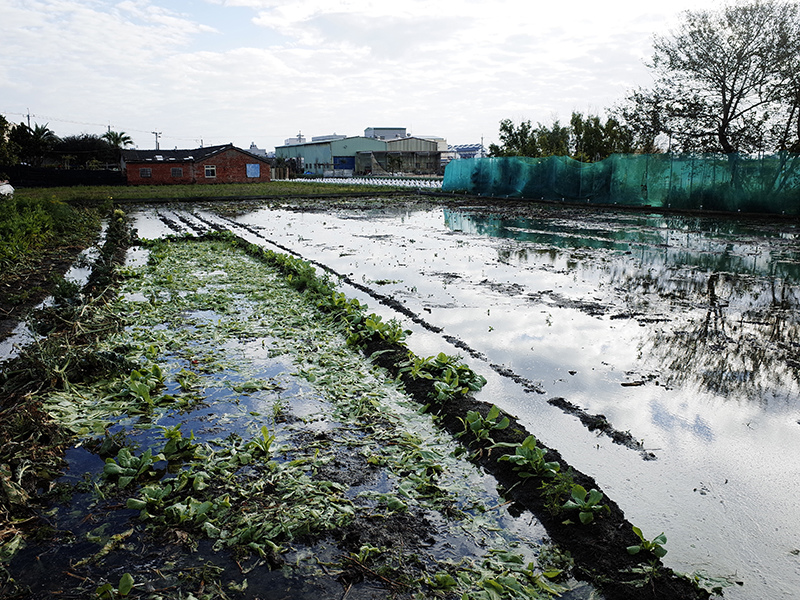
[102,130,134,166]
[102,130,133,149]
[26,123,59,166]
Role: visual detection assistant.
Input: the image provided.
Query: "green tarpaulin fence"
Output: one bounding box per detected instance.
[442,153,800,215]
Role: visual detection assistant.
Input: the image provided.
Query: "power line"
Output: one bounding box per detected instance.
[0,109,205,144]
[1,109,284,150]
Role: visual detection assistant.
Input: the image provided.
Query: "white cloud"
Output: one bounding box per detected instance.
[0,0,722,150]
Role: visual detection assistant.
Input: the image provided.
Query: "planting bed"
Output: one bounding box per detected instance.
[2,195,797,599]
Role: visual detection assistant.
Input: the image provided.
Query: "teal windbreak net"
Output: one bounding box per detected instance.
[442,153,800,215]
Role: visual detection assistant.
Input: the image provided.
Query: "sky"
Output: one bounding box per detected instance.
[1,0,723,152]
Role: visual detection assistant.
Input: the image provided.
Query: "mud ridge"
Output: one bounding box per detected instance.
[548,397,657,460]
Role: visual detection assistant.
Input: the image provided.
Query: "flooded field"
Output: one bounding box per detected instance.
[138,199,800,600]
[4,198,797,599]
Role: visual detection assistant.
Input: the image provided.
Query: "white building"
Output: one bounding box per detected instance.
[364,127,408,140]
[284,132,306,146]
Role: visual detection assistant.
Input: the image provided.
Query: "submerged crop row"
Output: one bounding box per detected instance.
[0,222,584,599]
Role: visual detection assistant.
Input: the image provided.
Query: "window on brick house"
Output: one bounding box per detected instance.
[246,163,260,178]
[139,167,152,178]
[205,165,216,178]
[171,167,183,178]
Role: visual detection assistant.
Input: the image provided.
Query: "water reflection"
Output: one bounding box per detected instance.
[444,209,800,281]
[444,209,800,406]
[643,274,800,405]
[650,400,714,441]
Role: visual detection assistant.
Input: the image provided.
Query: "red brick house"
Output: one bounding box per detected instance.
[122,144,271,185]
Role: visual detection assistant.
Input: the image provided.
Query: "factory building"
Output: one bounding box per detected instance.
[276,127,443,176]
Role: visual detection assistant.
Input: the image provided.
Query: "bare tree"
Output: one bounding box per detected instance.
[618,0,800,155]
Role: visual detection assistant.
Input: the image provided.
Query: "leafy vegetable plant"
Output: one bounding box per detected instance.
[400,352,487,404]
[103,448,165,489]
[346,314,411,347]
[627,526,668,558]
[161,425,199,462]
[562,484,609,524]
[457,405,510,446]
[95,573,134,599]
[498,435,560,478]
[116,363,168,411]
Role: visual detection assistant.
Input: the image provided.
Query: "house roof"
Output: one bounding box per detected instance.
[122,144,269,163]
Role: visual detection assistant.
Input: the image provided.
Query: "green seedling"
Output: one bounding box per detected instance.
[627,526,668,558]
[103,448,165,489]
[498,435,560,478]
[247,425,276,456]
[562,484,609,524]
[161,424,199,462]
[352,543,383,564]
[539,470,576,515]
[95,573,134,599]
[457,405,510,446]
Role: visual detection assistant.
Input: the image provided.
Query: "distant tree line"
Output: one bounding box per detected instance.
[488,112,635,161]
[491,0,800,159]
[0,116,133,176]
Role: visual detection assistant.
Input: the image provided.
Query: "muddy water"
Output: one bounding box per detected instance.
[143,201,800,600]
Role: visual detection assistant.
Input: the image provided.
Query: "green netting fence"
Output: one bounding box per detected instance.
[442,153,800,215]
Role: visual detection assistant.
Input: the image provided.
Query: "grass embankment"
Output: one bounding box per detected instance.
[12,180,408,205]
[0,182,406,335]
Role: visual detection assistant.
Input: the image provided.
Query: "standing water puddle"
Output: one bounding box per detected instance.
[146,200,800,600]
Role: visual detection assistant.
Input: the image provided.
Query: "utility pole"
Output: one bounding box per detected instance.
[26,109,31,128]
[152,131,162,150]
